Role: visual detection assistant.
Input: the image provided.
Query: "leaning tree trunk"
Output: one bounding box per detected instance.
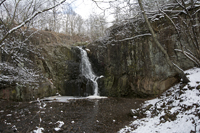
[137,0,190,83]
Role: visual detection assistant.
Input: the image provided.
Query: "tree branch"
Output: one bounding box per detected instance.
[160,9,200,66]
[0,0,6,6]
[0,0,66,46]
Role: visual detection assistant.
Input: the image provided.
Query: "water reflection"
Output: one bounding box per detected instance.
[0,98,144,132]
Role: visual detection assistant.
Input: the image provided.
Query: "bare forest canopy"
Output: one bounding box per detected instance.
[0,0,200,99]
[0,0,107,41]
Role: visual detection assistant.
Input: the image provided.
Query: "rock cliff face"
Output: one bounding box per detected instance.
[34,44,81,97]
[87,17,197,98]
[0,31,85,101]
[30,43,96,99]
[1,11,199,101]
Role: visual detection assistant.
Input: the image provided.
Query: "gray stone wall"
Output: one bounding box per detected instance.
[87,17,198,98]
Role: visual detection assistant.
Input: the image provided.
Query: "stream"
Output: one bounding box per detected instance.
[0,98,144,133]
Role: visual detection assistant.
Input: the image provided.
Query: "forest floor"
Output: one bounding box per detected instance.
[119,67,200,133]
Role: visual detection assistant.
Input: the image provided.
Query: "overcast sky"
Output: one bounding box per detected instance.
[73,0,96,19]
[72,0,114,23]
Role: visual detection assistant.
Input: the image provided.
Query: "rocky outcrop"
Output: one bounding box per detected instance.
[0,44,81,101]
[35,44,95,98]
[87,16,198,98]
[35,44,81,96]
[1,9,199,100]
[0,30,90,101]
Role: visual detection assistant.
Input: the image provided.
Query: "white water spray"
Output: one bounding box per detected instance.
[78,47,103,96]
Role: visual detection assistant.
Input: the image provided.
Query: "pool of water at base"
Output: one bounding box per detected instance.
[0,97,144,133]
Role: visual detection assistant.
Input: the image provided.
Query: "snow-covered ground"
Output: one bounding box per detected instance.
[119,67,200,133]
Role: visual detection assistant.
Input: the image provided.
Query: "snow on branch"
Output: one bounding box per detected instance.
[0,62,41,86]
[173,63,184,72]
[193,8,200,16]
[174,49,200,66]
[159,9,180,34]
[118,33,152,42]
[104,33,152,45]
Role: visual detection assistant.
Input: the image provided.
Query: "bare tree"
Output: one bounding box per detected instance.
[0,0,66,44]
[0,0,67,87]
[86,13,107,41]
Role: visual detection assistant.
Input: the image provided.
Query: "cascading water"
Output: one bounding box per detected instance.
[78,47,102,96]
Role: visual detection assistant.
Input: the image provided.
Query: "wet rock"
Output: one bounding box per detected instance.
[196,85,200,90]
[145,104,153,110]
[160,102,166,108]
[129,109,146,118]
[129,104,153,118]
[160,111,177,122]
[166,91,172,97]
[64,76,94,97]
[167,100,174,105]
[188,85,195,90]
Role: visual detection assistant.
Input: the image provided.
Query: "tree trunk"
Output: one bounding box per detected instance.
[137,0,190,83]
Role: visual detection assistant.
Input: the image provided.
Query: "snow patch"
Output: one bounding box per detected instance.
[33,127,44,133]
[6,114,12,117]
[54,121,64,131]
[119,67,200,133]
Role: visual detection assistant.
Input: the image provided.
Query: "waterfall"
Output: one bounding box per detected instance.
[78,47,102,96]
